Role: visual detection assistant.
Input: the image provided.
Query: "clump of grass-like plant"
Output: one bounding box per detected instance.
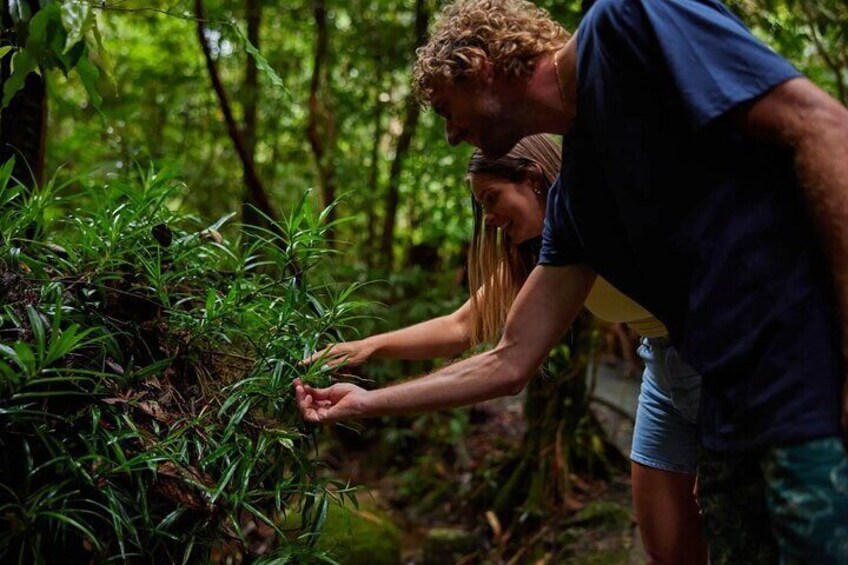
[0,160,362,563]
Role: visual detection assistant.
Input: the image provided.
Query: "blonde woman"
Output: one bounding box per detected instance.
[303,135,707,563]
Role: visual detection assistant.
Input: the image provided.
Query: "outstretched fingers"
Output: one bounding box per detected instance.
[302,346,332,367]
[302,344,351,368]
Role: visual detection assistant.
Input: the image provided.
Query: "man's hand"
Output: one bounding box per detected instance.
[302,340,376,370]
[293,378,367,424]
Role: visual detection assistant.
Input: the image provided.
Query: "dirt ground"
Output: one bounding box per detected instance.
[323,388,645,564]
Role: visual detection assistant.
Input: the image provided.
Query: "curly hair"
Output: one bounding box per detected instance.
[412,0,570,104]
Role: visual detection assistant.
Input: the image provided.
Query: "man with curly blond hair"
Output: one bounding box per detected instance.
[411,0,572,158]
[298,0,848,561]
[411,0,570,101]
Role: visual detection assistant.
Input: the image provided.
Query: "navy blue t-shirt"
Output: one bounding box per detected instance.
[539,0,843,451]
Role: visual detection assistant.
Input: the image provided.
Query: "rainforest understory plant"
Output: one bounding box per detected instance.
[0,159,365,563]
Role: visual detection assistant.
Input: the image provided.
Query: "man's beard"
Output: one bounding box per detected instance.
[477,96,523,158]
[480,129,523,159]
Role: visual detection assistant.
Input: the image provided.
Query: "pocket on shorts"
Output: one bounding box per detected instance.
[664,346,702,424]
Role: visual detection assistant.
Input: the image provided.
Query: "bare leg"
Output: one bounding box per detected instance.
[631,461,708,564]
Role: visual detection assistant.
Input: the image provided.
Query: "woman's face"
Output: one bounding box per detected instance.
[469,172,546,244]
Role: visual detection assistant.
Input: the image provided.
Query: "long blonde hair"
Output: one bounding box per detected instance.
[466,135,561,345]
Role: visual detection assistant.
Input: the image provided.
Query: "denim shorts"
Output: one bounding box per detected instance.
[630,336,701,474]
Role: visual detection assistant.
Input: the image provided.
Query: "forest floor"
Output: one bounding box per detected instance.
[319,362,644,565]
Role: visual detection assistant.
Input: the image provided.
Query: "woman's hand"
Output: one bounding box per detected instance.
[294,378,368,424]
[302,340,377,369]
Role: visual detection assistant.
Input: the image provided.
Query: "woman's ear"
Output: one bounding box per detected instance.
[524,164,546,195]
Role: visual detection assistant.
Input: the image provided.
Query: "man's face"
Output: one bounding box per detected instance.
[430,77,525,158]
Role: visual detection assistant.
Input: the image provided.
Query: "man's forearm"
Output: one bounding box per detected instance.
[360,265,595,418]
[296,265,596,424]
[359,344,527,417]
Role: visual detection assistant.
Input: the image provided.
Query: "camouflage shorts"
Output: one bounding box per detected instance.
[698,437,848,565]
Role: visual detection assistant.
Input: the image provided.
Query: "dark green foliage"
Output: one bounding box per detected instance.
[0,159,364,563]
[728,0,848,104]
[2,0,103,108]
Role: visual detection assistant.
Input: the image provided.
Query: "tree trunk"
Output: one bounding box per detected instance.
[365,78,385,269]
[378,0,430,269]
[241,0,264,228]
[194,0,300,277]
[0,1,46,190]
[306,0,337,242]
[476,314,625,519]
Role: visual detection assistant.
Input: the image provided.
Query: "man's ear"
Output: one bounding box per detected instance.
[476,56,495,85]
[463,49,493,85]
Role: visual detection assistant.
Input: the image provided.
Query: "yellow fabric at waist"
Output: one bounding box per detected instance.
[624,317,668,339]
[584,276,669,338]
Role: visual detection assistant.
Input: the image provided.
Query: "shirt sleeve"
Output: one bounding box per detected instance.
[585,0,801,129]
[538,174,586,267]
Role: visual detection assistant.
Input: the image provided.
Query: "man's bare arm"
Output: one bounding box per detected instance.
[739,76,848,431]
[295,264,596,423]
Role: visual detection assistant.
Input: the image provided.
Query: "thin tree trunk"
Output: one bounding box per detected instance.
[194,0,300,277]
[0,0,46,190]
[365,77,385,269]
[485,315,624,518]
[241,0,263,228]
[379,0,429,269]
[306,0,336,242]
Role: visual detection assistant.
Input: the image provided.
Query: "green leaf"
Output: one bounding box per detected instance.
[25,306,46,364]
[75,51,102,109]
[2,342,36,377]
[25,3,62,56]
[2,50,37,107]
[204,288,217,317]
[211,459,240,503]
[232,23,291,101]
[180,537,197,565]
[9,0,32,23]
[61,1,95,54]
[41,511,103,550]
[86,15,111,76]
[0,360,20,387]
[57,35,85,72]
[308,496,329,544]
[0,157,15,192]
[45,323,96,366]
[0,47,13,60]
